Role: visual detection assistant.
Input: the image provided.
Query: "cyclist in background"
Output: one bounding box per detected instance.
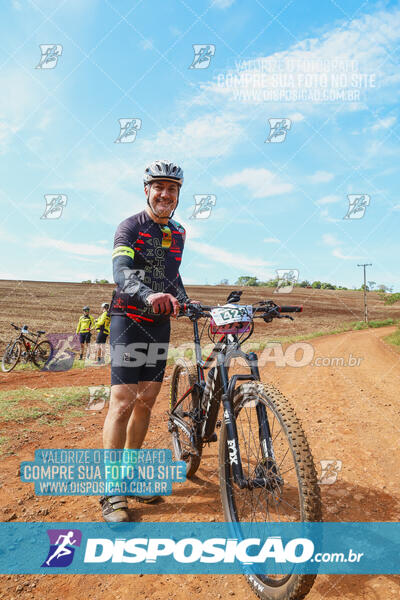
[76,306,95,361]
[95,302,110,364]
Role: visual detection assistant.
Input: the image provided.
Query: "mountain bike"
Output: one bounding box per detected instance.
[168,291,322,600]
[1,324,53,372]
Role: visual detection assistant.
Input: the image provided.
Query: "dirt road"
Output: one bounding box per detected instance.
[0,326,399,599]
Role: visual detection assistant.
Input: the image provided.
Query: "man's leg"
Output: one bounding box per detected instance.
[125,380,162,449]
[125,380,163,504]
[103,383,137,448]
[100,383,137,522]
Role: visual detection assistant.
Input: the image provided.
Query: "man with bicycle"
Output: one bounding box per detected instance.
[100,160,193,522]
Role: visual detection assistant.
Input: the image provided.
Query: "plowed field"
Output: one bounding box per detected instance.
[0,281,399,600]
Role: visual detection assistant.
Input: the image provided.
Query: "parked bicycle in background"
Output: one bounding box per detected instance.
[1,324,53,372]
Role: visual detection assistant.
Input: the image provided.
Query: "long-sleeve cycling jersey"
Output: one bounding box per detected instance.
[76,314,95,334]
[95,310,111,335]
[111,210,189,324]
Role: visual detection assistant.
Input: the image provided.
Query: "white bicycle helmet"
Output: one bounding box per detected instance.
[143,160,184,186]
[101,302,109,310]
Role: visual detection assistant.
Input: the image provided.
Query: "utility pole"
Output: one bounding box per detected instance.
[357,263,372,322]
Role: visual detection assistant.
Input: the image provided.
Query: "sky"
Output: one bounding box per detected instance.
[0,0,399,290]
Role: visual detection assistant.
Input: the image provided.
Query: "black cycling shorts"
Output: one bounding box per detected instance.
[79,332,91,344]
[96,332,108,344]
[110,315,171,386]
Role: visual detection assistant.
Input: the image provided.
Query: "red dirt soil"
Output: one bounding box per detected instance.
[0,325,399,599]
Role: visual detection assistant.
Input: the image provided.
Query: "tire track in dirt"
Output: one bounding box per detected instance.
[0,327,399,599]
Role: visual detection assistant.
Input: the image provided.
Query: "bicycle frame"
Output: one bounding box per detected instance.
[170,318,276,490]
[18,332,40,355]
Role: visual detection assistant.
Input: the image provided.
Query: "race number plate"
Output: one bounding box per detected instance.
[210,304,253,326]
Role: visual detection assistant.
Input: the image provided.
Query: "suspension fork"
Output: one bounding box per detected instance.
[247,349,278,468]
[218,353,250,489]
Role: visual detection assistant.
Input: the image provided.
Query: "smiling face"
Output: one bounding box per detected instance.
[145,180,179,219]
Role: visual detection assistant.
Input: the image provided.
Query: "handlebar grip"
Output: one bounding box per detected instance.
[278,306,303,313]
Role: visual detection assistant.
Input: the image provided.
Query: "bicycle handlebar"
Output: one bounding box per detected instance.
[179,301,303,318]
[277,305,303,313]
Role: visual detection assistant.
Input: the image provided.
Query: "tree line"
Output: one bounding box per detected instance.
[218,276,394,293]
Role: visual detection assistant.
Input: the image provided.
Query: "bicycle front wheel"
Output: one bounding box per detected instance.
[219,382,322,600]
[32,340,53,369]
[1,341,21,372]
[169,359,202,478]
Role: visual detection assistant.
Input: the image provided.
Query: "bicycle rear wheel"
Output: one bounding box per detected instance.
[169,359,202,478]
[219,382,322,600]
[32,340,53,369]
[1,341,21,372]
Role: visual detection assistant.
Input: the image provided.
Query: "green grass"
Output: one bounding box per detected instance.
[0,386,89,424]
[0,435,10,457]
[384,328,400,347]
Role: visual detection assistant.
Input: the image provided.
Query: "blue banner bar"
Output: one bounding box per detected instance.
[0,522,399,574]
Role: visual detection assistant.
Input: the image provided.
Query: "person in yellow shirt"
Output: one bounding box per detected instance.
[76,306,95,360]
[95,302,110,364]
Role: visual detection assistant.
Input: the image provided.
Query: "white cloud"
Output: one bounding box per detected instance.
[320,208,341,223]
[219,168,293,198]
[30,237,109,257]
[198,7,400,108]
[139,39,154,51]
[0,225,17,243]
[322,233,342,246]
[316,194,341,206]
[370,116,396,131]
[264,237,280,243]
[212,0,235,7]
[309,171,334,184]
[140,114,244,160]
[288,112,305,122]
[0,69,46,152]
[169,26,182,37]
[332,248,365,260]
[189,240,273,280]
[61,157,145,224]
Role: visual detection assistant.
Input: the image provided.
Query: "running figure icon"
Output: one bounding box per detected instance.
[45,531,77,566]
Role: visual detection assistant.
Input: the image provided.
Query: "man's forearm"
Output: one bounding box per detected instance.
[175,272,190,303]
[113,255,154,304]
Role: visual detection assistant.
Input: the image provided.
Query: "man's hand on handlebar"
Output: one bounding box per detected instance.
[146,293,180,316]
